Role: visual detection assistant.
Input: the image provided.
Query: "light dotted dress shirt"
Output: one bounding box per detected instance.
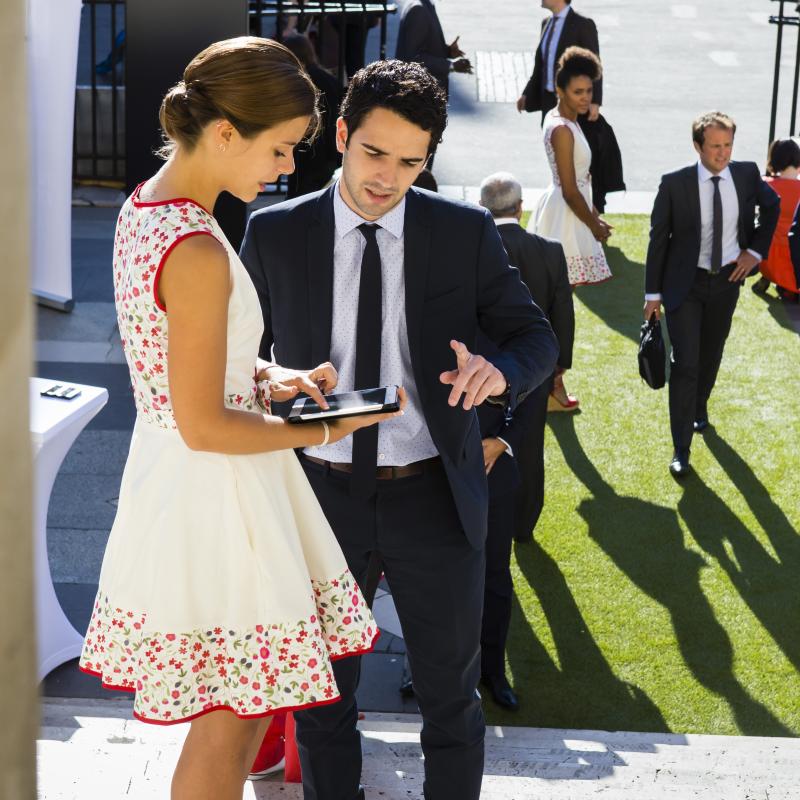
[543,7,570,93]
[644,162,762,301]
[304,183,439,466]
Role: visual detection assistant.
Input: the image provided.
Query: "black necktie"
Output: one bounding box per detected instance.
[710,176,723,274]
[350,223,382,498]
[541,17,557,91]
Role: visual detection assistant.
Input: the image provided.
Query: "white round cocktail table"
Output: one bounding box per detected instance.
[30,377,108,680]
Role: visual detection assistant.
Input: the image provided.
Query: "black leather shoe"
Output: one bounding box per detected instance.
[481,674,519,711]
[669,448,691,478]
[693,418,710,433]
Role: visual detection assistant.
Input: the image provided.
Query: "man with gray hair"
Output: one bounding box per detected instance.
[480,171,524,218]
[473,172,574,710]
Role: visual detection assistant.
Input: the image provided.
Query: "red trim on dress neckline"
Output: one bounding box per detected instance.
[77,627,381,727]
[152,230,220,312]
[131,181,213,215]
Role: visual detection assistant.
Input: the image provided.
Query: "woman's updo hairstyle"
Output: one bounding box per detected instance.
[158,36,320,158]
[555,46,602,92]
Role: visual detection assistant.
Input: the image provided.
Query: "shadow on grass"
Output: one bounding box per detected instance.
[750,286,800,336]
[573,244,645,345]
[508,537,668,734]
[545,414,791,736]
[679,428,800,674]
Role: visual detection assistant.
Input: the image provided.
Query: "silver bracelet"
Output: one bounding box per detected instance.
[320,420,330,447]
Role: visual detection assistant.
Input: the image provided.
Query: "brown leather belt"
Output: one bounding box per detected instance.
[302,454,440,480]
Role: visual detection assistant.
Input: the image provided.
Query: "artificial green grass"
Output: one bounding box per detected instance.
[491,214,800,736]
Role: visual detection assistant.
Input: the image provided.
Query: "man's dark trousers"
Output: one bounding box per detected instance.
[295,457,486,800]
[480,490,514,680]
[665,264,741,450]
[513,376,552,540]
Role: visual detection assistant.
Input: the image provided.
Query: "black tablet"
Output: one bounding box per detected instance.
[287,386,400,424]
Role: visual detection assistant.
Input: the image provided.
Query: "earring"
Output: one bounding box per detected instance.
[218,143,227,153]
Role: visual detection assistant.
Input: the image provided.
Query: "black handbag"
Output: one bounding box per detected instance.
[638,313,666,390]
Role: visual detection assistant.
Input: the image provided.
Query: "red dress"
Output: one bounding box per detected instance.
[760,176,800,293]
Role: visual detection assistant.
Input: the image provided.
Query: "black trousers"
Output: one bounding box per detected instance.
[665,266,741,450]
[513,377,552,541]
[294,457,486,800]
[480,491,515,680]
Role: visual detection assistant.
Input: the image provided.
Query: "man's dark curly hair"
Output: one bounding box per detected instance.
[339,60,448,156]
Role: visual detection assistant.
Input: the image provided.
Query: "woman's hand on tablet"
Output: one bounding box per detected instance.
[324,387,407,444]
[259,362,338,408]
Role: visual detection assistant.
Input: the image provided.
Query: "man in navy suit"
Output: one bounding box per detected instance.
[240,60,558,800]
[395,0,472,94]
[644,112,779,477]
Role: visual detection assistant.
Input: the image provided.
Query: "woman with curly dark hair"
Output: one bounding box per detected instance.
[530,45,612,410]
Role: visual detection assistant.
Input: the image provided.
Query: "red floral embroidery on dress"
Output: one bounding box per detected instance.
[565,253,612,286]
[79,569,377,724]
[114,193,269,427]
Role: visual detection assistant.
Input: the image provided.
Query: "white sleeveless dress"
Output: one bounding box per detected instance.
[79,185,377,725]
[530,110,612,286]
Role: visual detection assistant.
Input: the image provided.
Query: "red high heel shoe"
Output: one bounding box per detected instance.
[548,374,580,412]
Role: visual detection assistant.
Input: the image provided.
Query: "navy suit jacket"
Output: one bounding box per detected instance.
[475,335,541,500]
[395,0,450,90]
[645,161,780,311]
[239,185,559,548]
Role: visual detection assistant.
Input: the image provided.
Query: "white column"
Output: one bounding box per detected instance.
[0,0,36,796]
[28,0,83,310]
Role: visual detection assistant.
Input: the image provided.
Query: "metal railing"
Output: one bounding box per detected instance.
[74,0,126,185]
[250,1,396,86]
[73,0,396,186]
[769,0,800,143]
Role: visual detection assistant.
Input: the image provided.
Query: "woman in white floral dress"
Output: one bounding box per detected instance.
[529,46,612,410]
[79,37,404,799]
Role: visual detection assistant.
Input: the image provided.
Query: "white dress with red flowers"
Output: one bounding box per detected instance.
[529,110,612,286]
[79,185,377,725]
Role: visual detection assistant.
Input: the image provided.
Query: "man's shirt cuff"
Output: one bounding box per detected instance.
[644,293,662,302]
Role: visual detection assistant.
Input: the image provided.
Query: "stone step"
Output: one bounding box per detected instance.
[37,701,800,800]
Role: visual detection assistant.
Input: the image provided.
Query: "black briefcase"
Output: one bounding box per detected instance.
[638,313,666,390]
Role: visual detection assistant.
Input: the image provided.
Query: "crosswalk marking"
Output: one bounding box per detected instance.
[475,50,535,103]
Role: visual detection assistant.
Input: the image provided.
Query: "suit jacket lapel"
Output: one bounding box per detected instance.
[307,186,336,365]
[403,190,432,403]
[684,165,701,236]
[729,161,746,244]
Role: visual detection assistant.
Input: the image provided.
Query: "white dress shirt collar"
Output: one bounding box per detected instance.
[333,181,406,240]
[697,162,732,184]
[493,217,521,227]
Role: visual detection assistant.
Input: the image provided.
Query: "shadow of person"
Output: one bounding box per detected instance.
[549,414,791,736]
[680,428,800,674]
[573,243,646,346]
[749,285,800,335]
[509,538,668,735]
